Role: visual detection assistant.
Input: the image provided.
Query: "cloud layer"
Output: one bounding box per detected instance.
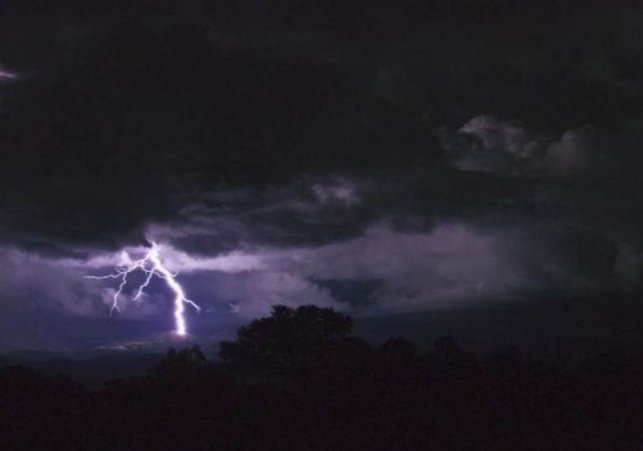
[1,2,643,350]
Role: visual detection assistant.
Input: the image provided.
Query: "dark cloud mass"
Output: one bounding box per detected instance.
[1,0,643,352]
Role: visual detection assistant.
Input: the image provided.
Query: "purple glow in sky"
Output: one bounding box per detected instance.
[85,243,200,335]
[1,2,643,354]
[0,66,17,81]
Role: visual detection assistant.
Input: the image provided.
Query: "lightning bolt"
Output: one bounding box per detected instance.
[85,242,200,336]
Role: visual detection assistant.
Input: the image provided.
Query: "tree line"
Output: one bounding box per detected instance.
[1,304,642,450]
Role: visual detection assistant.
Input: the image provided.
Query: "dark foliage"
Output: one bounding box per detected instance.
[1,307,643,450]
[219,304,353,376]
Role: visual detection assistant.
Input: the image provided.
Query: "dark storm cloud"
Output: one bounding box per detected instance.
[144,167,539,258]
[1,1,643,353]
[2,0,642,254]
[438,112,643,293]
[0,8,377,252]
[0,4,461,255]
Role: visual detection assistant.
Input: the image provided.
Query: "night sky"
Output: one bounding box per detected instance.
[1,0,643,356]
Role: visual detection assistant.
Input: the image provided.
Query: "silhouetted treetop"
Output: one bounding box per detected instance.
[219,304,352,373]
[148,345,207,383]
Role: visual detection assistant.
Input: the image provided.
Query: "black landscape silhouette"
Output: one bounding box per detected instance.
[2,305,642,451]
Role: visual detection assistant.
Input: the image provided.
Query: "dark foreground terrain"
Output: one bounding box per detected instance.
[1,305,642,451]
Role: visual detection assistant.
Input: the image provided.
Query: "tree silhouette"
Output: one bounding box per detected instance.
[147,345,208,386]
[219,304,352,374]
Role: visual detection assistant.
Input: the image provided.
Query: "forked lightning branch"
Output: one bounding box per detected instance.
[85,243,200,335]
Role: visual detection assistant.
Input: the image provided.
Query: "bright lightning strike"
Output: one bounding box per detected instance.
[85,242,200,336]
